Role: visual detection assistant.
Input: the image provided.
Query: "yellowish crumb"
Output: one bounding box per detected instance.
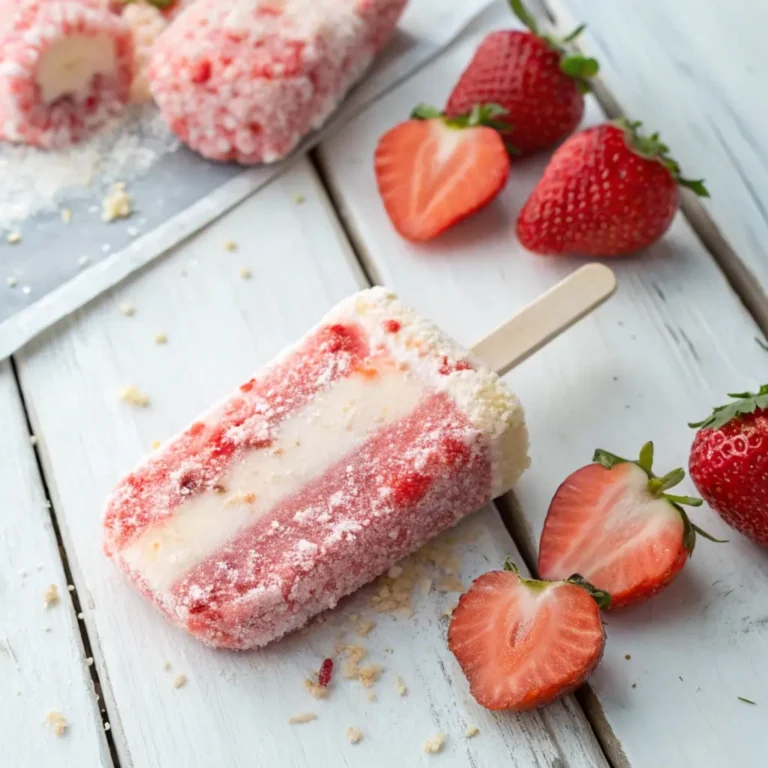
[223,240,238,252]
[119,386,150,408]
[225,492,256,506]
[173,674,187,689]
[43,584,59,608]
[67,584,75,592]
[288,712,316,724]
[7,231,21,244]
[350,615,376,637]
[151,440,161,450]
[346,726,363,744]
[61,208,72,224]
[438,574,465,593]
[424,733,447,754]
[356,664,382,689]
[102,182,132,222]
[154,332,167,345]
[465,724,479,738]
[367,690,377,702]
[119,301,135,317]
[239,267,252,280]
[394,675,407,696]
[387,565,403,579]
[293,193,306,205]
[304,678,329,699]
[30,435,38,446]
[87,657,94,667]
[7,276,17,287]
[46,711,67,736]
[163,661,172,671]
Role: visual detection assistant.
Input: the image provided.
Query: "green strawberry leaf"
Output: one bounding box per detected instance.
[688,384,768,430]
[411,104,442,120]
[566,574,612,609]
[507,0,539,34]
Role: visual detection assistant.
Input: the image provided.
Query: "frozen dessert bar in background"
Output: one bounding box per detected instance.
[104,288,529,649]
[0,0,134,148]
[149,0,408,164]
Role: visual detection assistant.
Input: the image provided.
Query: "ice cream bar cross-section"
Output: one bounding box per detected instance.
[104,265,615,649]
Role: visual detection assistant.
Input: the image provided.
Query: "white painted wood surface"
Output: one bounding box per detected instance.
[319,3,768,766]
[14,160,607,768]
[543,0,768,315]
[0,360,110,767]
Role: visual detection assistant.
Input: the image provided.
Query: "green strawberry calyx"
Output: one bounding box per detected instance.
[508,0,599,93]
[689,384,768,431]
[503,559,612,609]
[411,103,519,154]
[615,118,710,197]
[593,442,724,553]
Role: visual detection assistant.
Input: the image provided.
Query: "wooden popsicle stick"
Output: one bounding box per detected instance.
[470,263,617,376]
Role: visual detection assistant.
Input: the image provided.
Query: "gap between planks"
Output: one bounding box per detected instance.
[8,357,124,768]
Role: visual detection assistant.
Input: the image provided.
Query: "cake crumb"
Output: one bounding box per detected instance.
[43,584,59,608]
[173,674,187,689]
[223,240,238,252]
[163,661,172,671]
[67,584,75,592]
[304,678,329,699]
[350,615,376,637]
[226,492,256,506]
[119,301,135,317]
[77,612,84,620]
[6,276,17,287]
[119,386,150,407]
[387,565,403,579]
[394,675,407,696]
[424,733,447,754]
[356,664,382,689]
[87,657,94,667]
[437,574,465,593]
[293,193,306,205]
[151,440,161,450]
[465,724,479,738]
[288,712,316,724]
[46,711,67,736]
[7,231,21,244]
[346,726,363,744]
[104,722,111,731]
[239,267,252,280]
[367,690,377,702]
[102,183,132,222]
[154,332,167,345]
[30,435,38,446]
[61,208,72,224]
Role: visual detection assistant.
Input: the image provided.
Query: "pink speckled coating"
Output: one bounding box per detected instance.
[148,0,408,164]
[0,0,134,148]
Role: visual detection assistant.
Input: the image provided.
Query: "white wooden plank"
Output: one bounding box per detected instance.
[543,0,768,318]
[0,360,110,767]
[318,3,768,766]
[15,158,606,767]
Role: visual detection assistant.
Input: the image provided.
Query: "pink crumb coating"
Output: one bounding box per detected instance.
[148,0,408,164]
[0,0,134,148]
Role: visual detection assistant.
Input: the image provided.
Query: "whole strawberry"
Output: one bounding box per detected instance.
[689,387,768,546]
[517,119,709,257]
[445,0,598,154]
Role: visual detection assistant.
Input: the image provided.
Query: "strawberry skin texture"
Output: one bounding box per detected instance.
[448,570,604,711]
[689,411,768,546]
[446,31,584,155]
[517,124,679,257]
[374,118,510,242]
[538,462,690,609]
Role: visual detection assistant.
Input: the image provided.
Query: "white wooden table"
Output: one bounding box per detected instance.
[4,2,767,766]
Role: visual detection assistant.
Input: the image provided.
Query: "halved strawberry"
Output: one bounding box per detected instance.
[448,562,608,711]
[538,442,721,609]
[374,104,511,242]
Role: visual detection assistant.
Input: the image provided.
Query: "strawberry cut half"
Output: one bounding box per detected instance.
[374,104,511,242]
[448,562,608,711]
[538,442,721,609]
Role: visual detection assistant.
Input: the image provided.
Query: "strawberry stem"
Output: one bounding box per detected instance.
[689,384,768,430]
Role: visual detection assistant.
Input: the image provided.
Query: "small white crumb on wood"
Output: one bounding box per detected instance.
[154,332,167,345]
[67,584,75,592]
[394,675,407,696]
[464,724,479,738]
[239,267,252,280]
[288,712,316,724]
[346,727,363,744]
[77,612,84,620]
[293,193,306,204]
[119,301,135,317]
[29,435,38,446]
[104,722,111,731]
[6,276,17,287]
[7,231,21,244]
[173,674,187,689]
[43,584,59,608]
[61,208,72,224]
[223,240,238,251]
[87,657,94,667]
[424,733,447,754]
[119,386,150,407]
[102,183,132,222]
[46,711,67,736]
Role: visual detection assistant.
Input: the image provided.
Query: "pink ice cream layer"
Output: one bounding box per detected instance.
[104,288,529,649]
[148,0,408,164]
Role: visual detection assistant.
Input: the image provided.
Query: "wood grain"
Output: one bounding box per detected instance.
[14,159,606,767]
[0,360,110,767]
[318,3,768,766]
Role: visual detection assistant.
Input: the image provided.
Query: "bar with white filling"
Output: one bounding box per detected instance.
[104,288,529,649]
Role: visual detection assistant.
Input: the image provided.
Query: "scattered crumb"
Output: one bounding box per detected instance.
[154,332,168,345]
[119,386,150,408]
[293,193,306,204]
[625,654,631,660]
[22,285,31,294]
[346,726,363,744]
[288,712,316,724]
[119,301,135,317]
[61,208,72,224]
[67,584,75,592]
[223,240,238,252]
[43,584,59,608]
[173,674,187,689]
[77,612,84,620]
[46,711,67,736]
[85,657,94,667]
[437,573,464,593]
[226,492,256,506]
[77,256,90,268]
[356,664,382,689]
[366,690,377,702]
[30,435,38,446]
[163,661,172,671]
[102,182,132,222]
[350,615,376,637]
[104,722,111,732]
[6,276,17,287]
[424,733,447,754]
[465,724,479,738]
[239,267,252,280]
[7,231,21,244]
[304,678,329,700]
[387,565,403,579]
[151,440,161,450]
[395,675,407,696]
